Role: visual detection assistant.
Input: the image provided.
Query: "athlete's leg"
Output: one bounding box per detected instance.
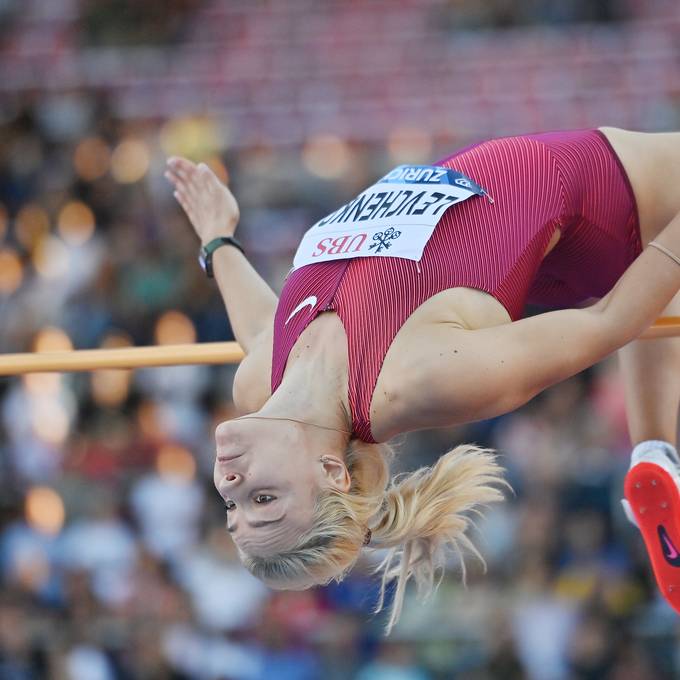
[620,291,680,612]
[602,130,680,442]
[618,291,680,448]
[600,128,680,609]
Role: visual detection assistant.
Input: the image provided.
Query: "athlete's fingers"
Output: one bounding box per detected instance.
[173,163,200,187]
[182,176,203,201]
[170,160,222,207]
[189,173,218,203]
[174,187,193,210]
[198,162,219,185]
[185,171,205,195]
[168,163,198,188]
[174,191,197,222]
[171,166,194,185]
[172,160,219,197]
[167,156,197,175]
[172,190,186,209]
[164,169,183,187]
[197,163,225,195]
[166,172,195,202]
[173,172,198,197]
[192,165,213,191]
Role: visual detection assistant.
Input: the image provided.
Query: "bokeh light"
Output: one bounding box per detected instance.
[32,326,73,353]
[12,549,50,592]
[31,398,70,445]
[32,235,70,279]
[91,369,131,407]
[57,200,96,246]
[137,399,164,440]
[100,331,133,350]
[22,372,62,396]
[387,125,433,163]
[154,310,196,345]
[301,134,351,179]
[73,136,111,181]
[156,443,196,481]
[22,328,73,397]
[240,145,277,176]
[159,116,225,160]
[110,138,151,183]
[15,204,50,250]
[25,486,65,535]
[91,332,133,408]
[0,248,24,295]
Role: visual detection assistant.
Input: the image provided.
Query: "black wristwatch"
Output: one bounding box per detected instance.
[198,236,245,278]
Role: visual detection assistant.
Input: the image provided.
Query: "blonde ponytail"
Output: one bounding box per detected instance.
[240,441,508,634]
[371,445,508,633]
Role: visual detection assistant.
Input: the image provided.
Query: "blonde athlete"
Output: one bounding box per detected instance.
[165,128,680,631]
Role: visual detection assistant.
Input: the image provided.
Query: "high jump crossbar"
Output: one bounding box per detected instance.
[0,317,678,377]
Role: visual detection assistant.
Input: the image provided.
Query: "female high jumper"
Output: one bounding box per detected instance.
[164,127,680,631]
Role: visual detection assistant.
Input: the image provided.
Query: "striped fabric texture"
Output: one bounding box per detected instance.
[271,129,641,442]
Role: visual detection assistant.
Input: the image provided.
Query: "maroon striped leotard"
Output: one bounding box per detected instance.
[270,129,641,442]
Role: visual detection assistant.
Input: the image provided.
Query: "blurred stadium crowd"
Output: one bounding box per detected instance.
[1,0,680,678]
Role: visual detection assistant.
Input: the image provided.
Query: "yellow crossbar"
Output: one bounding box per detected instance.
[0,317,677,376]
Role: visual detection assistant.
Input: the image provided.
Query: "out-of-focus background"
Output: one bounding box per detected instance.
[1,0,679,678]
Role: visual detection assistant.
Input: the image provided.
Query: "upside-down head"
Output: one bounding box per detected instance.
[214,416,508,633]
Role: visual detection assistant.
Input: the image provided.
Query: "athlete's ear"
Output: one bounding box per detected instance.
[319,455,351,492]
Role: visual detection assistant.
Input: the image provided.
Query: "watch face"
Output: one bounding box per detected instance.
[198,250,207,272]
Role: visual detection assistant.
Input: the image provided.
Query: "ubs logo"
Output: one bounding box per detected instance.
[312,233,367,258]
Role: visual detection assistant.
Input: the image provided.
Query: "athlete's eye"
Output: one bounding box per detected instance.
[255,494,275,504]
[224,500,236,511]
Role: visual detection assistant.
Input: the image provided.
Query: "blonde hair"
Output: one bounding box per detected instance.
[241,440,508,633]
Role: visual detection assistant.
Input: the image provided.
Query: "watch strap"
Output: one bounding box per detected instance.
[200,236,245,278]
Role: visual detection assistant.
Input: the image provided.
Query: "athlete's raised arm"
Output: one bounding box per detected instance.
[165,157,278,354]
[400,214,680,431]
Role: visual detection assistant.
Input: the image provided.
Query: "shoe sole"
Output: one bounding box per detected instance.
[624,462,680,613]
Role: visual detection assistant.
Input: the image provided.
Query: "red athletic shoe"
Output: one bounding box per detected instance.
[624,452,680,613]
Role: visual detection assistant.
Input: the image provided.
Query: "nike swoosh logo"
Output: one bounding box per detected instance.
[285,295,317,325]
[658,525,680,566]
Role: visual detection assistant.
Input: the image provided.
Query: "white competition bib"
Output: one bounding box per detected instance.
[292,164,491,269]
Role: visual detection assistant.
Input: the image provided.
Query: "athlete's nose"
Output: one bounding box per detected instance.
[224,472,241,484]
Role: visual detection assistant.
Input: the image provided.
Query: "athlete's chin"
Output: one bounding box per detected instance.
[215,418,240,448]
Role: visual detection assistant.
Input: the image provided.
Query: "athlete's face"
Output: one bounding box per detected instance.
[212,416,350,557]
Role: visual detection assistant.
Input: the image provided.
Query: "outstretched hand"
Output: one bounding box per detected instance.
[164,157,240,244]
